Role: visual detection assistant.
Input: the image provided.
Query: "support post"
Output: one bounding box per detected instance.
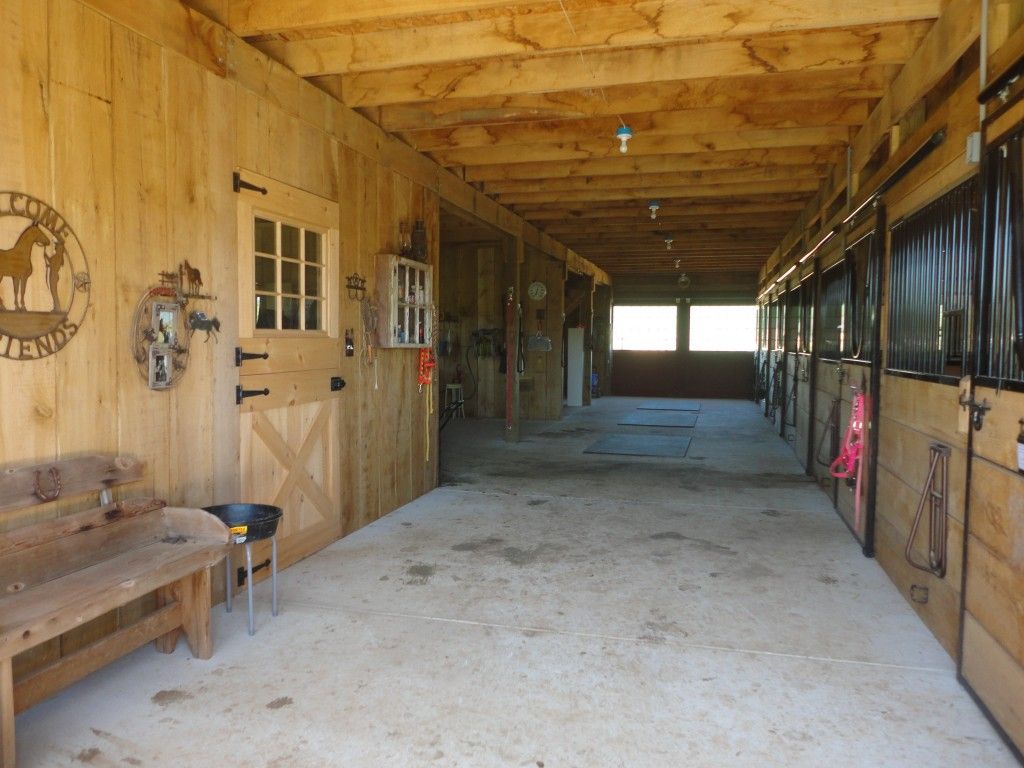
[154,585,181,654]
[504,236,523,442]
[1,656,14,768]
[180,567,214,659]
[581,275,595,406]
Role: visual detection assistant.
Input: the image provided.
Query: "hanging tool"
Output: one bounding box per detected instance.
[905,443,951,577]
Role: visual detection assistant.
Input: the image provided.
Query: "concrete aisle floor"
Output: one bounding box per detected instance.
[18,398,1018,767]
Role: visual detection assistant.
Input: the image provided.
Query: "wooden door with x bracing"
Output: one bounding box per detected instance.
[235,172,343,583]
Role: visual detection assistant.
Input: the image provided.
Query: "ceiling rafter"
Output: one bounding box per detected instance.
[248,0,940,76]
[362,67,896,132]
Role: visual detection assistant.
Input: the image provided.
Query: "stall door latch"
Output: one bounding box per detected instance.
[958,393,991,431]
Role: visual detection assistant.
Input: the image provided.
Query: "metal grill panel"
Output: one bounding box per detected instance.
[888,177,978,380]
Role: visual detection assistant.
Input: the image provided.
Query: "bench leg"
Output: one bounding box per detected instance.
[1,657,14,768]
[180,567,213,660]
[154,585,181,654]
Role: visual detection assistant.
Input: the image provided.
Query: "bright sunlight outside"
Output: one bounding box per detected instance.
[689,305,757,352]
[612,305,677,351]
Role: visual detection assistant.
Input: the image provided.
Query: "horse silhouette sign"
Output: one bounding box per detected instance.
[0,192,90,360]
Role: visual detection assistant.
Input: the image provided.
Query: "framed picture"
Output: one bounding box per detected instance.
[151,302,178,347]
[149,344,171,390]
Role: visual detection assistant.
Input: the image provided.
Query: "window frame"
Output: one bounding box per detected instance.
[611,304,679,352]
[252,213,329,333]
[237,171,340,340]
[688,304,758,353]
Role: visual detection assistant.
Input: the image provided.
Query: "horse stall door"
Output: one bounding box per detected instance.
[959,113,1024,755]
[960,384,1024,755]
[234,176,343,575]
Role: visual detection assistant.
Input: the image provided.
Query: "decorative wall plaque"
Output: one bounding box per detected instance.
[0,192,90,360]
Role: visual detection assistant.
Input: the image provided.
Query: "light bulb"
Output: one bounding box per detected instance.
[665,238,673,251]
[616,125,633,154]
[648,200,660,220]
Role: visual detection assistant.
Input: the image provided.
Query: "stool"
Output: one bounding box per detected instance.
[445,383,466,417]
[204,504,282,636]
[225,536,278,636]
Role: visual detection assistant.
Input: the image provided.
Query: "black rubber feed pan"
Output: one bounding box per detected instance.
[204,503,282,542]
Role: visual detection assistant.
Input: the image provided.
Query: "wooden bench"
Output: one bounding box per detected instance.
[0,455,229,768]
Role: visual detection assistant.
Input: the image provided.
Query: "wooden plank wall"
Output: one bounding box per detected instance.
[437,241,504,419]
[438,239,566,421]
[521,245,566,419]
[0,0,440,680]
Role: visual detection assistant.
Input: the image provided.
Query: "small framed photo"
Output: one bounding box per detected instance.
[151,302,178,347]
[149,344,171,389]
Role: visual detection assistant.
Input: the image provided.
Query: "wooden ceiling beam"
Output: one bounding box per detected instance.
[542,221,793,236]
[367,67,896,132]
[228,0,537,36]
[518,200,808,220]
[463,147,841,182]
[402,102,868,153]
[481,166,828,195]
[433,126,852,167]
[339,23,930,106]
[493,178,821,205]
[254,0,939,76]
[570,245,779,256]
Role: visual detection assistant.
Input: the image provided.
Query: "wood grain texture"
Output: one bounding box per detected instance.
[255,1,939,76]
[370,68,895,132]
[0,455,144,515]
[340,24,930,107]
[13,603,182,713]
[961,614,1024,752]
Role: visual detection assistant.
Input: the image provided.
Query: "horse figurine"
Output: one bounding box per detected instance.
[188,310,220,342]
[0,224,50,311]
[180,260,203,295]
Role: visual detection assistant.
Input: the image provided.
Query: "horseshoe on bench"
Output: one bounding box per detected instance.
[34,466,62,501]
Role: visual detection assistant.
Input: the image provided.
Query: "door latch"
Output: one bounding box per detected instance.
[958,392,991,431]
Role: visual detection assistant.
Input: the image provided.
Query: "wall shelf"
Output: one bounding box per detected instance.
[377,254,433,348]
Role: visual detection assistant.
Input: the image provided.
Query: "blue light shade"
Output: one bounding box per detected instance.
[616,124,633,153]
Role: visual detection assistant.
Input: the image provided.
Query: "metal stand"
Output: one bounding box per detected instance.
[223,534,278,636]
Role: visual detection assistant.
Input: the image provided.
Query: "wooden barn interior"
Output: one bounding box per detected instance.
[1,1,1024,765]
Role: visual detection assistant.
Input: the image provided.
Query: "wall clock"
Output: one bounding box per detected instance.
[527,281,547,301]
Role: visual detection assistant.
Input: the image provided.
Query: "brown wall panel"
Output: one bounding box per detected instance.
[610,351,754,399]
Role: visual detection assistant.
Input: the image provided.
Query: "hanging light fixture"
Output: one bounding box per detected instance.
[616,124,633,154]
[678,272,691,289]
[664,234,674,250]
[648,200,660,220]
[674,258,681,269]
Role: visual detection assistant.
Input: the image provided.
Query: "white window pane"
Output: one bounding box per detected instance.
[689,305,757,352]
[612,306,676,351]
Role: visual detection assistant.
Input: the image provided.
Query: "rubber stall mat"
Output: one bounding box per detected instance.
[638,400,701,411]
[584,434,691,458]
[619,411,698,428]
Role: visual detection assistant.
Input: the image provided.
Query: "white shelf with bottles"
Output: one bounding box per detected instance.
[377,253,433,348]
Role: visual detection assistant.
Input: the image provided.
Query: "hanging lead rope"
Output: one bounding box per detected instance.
[419,347,436,462]
[830,390,867,533]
